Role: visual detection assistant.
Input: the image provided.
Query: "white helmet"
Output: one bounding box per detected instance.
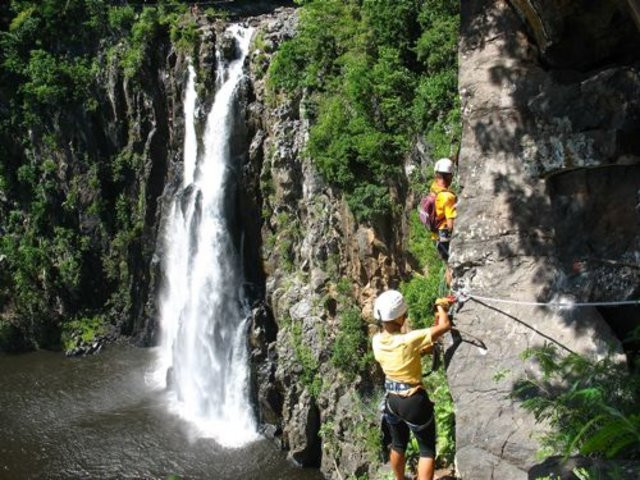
[434,158,453,174]
[374,290,408,322]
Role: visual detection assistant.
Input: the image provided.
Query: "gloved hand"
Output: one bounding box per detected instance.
[434,296,454,310]
[420,344,434,355]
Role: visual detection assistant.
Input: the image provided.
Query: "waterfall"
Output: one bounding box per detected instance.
[156,24,258,448]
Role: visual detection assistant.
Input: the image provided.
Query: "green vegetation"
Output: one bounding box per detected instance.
[0,1,202,350]
[329,278,375,381]
[331,306,374,380]
[290,319,323,397]
[113,3,199,79]
[402,213,447,328]
[274,211,301,272]
[203,7,229,22]
[320,391,383,474]
[423,368,456,465]
[514,344,640,461]
[268,0,460,222]
[61,314,109,352]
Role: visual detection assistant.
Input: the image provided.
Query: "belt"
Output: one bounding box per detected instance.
[384,379,419,393]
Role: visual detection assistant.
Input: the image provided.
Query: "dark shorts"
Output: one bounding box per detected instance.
[436,241,450,261]
[384,389,436,458]
[435,228,451,261]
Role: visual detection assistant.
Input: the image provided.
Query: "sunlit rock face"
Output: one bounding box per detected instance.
[451,0,640,478]
[231,7,412,478]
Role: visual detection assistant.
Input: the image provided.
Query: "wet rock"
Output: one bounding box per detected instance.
[286,392,322,467]
[198,27,217,91]
[250,303,277,356]
[220,32,238,61]
[260,423,279,439]
[166,366,174,390]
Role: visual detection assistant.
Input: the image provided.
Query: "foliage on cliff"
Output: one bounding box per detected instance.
[268,0,460,222]
[265,0,460,471]
[0,0,197,351]
[515,344,640,461]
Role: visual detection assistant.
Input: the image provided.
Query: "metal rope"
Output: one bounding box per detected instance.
[455,291,640,308]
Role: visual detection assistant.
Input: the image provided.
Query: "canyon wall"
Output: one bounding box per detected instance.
[449,0,640,477]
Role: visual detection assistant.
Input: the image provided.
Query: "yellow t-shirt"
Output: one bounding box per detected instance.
[372,328,433,385]
[429,181,457,238]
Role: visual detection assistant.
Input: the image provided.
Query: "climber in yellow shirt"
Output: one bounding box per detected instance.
[372,290,452,480]
[430,158,457,262]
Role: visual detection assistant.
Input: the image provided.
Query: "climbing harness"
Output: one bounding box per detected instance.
[384,379,420,394]
[382,391,434,433]
[453,290,640,309]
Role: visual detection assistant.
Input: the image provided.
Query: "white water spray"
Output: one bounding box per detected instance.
[156,25,258,448]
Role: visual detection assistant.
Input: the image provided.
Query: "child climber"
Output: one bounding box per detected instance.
[429,158,457,263]
[372,289,453,480]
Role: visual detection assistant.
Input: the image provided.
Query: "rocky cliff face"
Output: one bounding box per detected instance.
[105,35,188,346]
[0,20,190,352]
[450,0,640,477]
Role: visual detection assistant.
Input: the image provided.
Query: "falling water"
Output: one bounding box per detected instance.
[156,24,258,448]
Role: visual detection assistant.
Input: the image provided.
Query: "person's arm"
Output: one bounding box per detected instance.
[446,217,454,233]
[429,305,451,342]
[444,193,456,234]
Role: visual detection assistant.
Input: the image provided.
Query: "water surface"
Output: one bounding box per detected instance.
[0,345,322,480]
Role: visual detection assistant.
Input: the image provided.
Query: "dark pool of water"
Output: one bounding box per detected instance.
[0,345,323,480]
